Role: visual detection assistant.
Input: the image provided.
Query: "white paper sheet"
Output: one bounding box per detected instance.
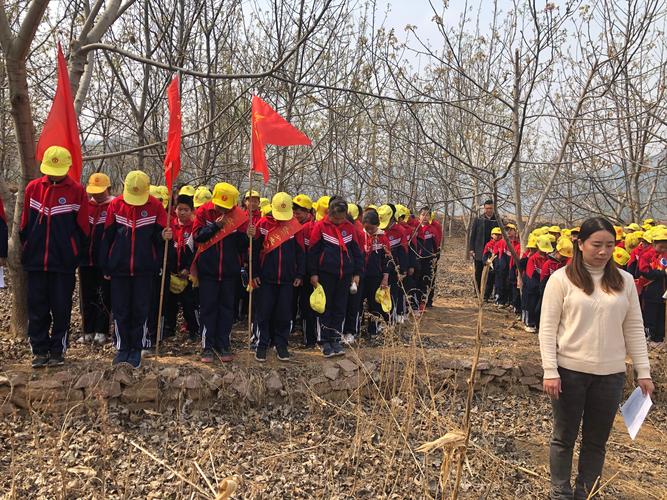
[0,267,5,288]
[620,386,653,440]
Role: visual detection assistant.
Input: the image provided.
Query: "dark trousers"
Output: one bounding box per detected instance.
[27,271,76,356]
[403,273,418,311]
[642,300,665,342]
[253,282,293,348]
[111,275,153,352]
[299,281,317,345]
[523,289,539,327]
[474,259,494,300]
[316,272,350,343]
[509,278,521,313]
[165,283,200,336]
[416,257,434,306]
[147,273,169,343]
[494,260,509,304]
[428,258,439,306]
[344,280,363,336]
[550,367,625,500]
[80,266,111,335]
[361,275,387,336]
[199,277,236,352]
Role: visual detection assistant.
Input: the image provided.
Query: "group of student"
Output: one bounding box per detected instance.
[482,217,667,345]
[18,146,443,369]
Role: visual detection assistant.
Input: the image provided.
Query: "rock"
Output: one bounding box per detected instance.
[206,374,224,390]
[51,371,77,385]
[530,384,544,392]
[499,359,514,370]
[440,358,462,370]
[0,372,28,387]
[519,376,541,386]
[186,388,214,401]
[74,371,105,389]
[460,358,491,370]
[112,366,134,386]
[336,359,359,374]
[222,371,237,386]
[486,367,507,377]
[321,390,349,403]
[11,387,28,409]
[265,371,283,393]
[28,378,63,390]
[159,366,180,381]
[520,362,543,378]
[121,376,159,403]
[323,366,340,381]
[85,381,121,399]
[477,375,495,386]
[332,373,365,391]
[0,401,17,415]
[173,374,202,390]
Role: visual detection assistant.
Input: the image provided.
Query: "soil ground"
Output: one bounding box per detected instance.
[0,238,665,499]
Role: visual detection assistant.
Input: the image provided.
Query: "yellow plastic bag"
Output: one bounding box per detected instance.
[169,273,188,294]
[310,283,326,314]
[375,287,392,313]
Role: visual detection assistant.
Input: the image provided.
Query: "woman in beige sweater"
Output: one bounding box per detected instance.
[539,217,653,500]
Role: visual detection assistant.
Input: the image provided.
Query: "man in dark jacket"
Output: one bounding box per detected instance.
[467,200,498,299]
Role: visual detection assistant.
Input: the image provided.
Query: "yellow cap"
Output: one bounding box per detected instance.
[556,237,573,258]
[375,287,392,313]
[571,226,581,233]
[549,225,561,234]
[613,247,630,267]
[625,223,641,232]
[395,204,410,221]
[86,172,111,194]
[293,194,313,210]
[527,234,538,249]
[179,185,196,197]
[348,203,359,220]
[506,223,517,230]
[271,192,293,221]
[310,283,326,314]
[652,227,667,242]
[123,171,151,206]
[315,196,330,221]
[193,186,212,208]
[643,218,656,227]
[244,190,260,199]
[367,204,378,210]
[40,146,72,177]
[613,225,624,241]
[261,203,272,217]
[561,228,572,239]
[377,204,393,230]
[624,232,640,252]
[212,182,239,209]
[491,227,502,236]
[259,197,270,208]
[157,186,169,209]
[537,234,554,253]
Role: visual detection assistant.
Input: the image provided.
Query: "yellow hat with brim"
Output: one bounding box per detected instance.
[179,185,196,197]
[193,186,212,208]
[86,172,111,194]
[643,218,656,226]
[310,283,326,314]
[652,228,667,242]
[261,204,272,217]
[625,232,641,251]
[315,196,330,221]
[395,204,410,221]
[375,287,392,313]
[625,223,641,232]
[377,205,393,230]
[556,237,573,258]
[293,194,313,210]
[212,182,239,209]
[157,186,169,209]
[366,204,378,210]
[348,203,359,220]
[613,247,630,267]
[549,225,561,233]
[613,226,624,241]
[40,145,72,177]
[537,235,554,253]
[571,227,581,234]
[272,192,293,221]
[506,223,517,230]
[527,235,538,249]
[245,190,260,199]
[491,227,502,235]
[123,171,151,206]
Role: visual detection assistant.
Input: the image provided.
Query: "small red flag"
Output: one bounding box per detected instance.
[164,75,182,192]
[36,43,83,182]
[251,96,311,183]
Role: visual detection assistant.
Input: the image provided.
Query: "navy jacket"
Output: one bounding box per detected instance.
[361,229,390,278]
[252,215,305,285]
[384,223,408,277]
[20,175,89,273]
[81,196,114,267]
[307,216,363,278]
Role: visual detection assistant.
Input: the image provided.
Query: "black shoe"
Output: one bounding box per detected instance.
[255,346,267,362]
[32,354,50,368]
[127,350,141,369]
[188,332,200,342]
[112,350,129,366]
[47,352,65,366]
[321,343,335,358]
[276,345,290,361]
[331,341,345,356]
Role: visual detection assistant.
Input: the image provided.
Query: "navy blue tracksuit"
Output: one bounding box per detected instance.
[20,175,89,356]
[251,215,305,349]
[385,224,408,322]
[307,216,363,343]
[193,203,248,352]
[360,229,391,336]
[99,195,167,353]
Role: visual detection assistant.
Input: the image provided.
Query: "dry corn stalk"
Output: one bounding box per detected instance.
[416,430,466,454]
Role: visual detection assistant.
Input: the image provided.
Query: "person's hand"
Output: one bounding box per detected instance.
[381,274,389,289]
[352,275,360,286]
[162,227,173,240]
[104,275,111,281]
[638,378,655,397]
[407,267,415,276]
[469,250,475,259]
[310,275,319,287]
[215,216,225,228]
[543,378,561,399]
[293,278,302,287]
[247,224,256,238]
[252,277,261,288]
[179,269,189,278]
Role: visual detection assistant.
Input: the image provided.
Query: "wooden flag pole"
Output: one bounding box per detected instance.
[155,170,174,357]
[247,169,255,342]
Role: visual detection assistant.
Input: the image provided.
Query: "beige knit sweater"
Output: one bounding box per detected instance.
[538,264,651,380]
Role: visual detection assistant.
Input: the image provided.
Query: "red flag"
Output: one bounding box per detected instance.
[164,75,182,192]
[251,95,311,183]
[36,43,83,181]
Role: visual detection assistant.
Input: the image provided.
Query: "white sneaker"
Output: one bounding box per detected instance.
[342,334,355,345]
[78,334,94,344]
[524,325,537,333]
[93,333,107,345]
[397,315,405,324]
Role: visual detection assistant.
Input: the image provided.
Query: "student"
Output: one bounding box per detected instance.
[378,204,409,324]
[0,194,7,268]
[164,194,200,341]
[79,172,113,345]
[482,227,502,301]
[519,234,537,329]
[292,194,316,347]
[308,196,362,357]
[99,171,168,368]
[192,183,253,362]
[502,224,522,315]
[193,186,212,209]
[252,192,305,362]
[360,209,390,337]
[539,237,572,299]
[396,205,418,313]
[21,146,89,368]
[627,231,652,278]
[415,206,438,312]
[427,212,443,308]
[342,202,366,343]
[638,228,667,345]
[613,247,630,271]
